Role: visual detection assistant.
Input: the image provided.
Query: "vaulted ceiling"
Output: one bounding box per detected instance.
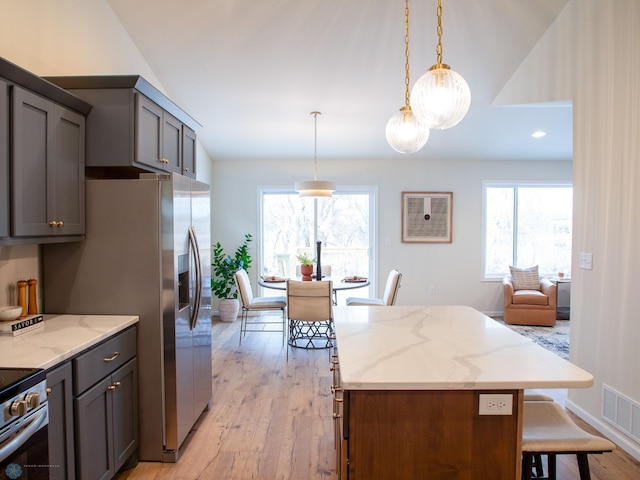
[107,0,572,162]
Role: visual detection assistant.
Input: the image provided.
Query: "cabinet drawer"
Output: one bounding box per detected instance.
[73,327,136,395]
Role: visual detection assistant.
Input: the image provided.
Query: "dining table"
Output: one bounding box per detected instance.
[258,275,370,304]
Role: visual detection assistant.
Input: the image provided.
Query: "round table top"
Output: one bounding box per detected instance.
[259,276,370,291]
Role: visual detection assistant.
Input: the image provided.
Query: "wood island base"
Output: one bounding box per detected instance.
[339,389,523,480]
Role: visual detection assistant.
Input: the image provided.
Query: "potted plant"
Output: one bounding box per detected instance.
[296,252,315,280]
[212,233,253,322]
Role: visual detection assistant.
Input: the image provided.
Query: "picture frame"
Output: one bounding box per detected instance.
[401,192,453,243]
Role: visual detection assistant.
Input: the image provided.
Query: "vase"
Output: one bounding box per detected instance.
[300,264,313,281]
[218,298,239,322]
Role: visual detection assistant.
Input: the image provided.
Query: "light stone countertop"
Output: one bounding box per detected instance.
[0,314,139,370]
[333,305,593,390]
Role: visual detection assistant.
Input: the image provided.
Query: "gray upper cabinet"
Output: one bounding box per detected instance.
[182,125,197,177]
[44,76,200,179]
[0,79,8,239]
[12,86,85,237]
[0,57,91,246]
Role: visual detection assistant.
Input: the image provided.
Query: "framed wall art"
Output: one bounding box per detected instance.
[401,192,453,243]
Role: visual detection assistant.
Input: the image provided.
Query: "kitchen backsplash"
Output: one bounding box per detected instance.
[0,245,40,307]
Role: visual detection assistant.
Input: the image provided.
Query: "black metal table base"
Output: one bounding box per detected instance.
[288,319,334,349]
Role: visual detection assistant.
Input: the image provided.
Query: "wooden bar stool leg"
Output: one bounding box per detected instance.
[577,453,592,480]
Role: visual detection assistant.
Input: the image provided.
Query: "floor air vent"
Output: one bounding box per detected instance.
[602,384,640,443]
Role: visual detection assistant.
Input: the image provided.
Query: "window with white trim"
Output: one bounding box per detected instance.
[260,188,375,302]
[483,183,573,279]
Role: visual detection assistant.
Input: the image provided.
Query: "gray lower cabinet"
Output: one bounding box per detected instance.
[73,326,138,480]
[46,362,76,480]
[46,326,138,480]
[75,358,138,480]
[11,85,85,237]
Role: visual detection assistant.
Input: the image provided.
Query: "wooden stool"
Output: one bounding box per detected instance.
[522,401,615,480]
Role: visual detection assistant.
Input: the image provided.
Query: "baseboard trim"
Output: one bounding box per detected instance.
[565,399,640,462]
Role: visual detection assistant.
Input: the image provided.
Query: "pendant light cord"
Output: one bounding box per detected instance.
[435,0,443,67]
[404,0,411,107]
[311,111,321,181]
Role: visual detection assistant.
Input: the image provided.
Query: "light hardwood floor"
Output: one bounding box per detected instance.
[116,316,640,479]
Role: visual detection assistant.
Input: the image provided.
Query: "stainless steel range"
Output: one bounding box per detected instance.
[0,368,49,479]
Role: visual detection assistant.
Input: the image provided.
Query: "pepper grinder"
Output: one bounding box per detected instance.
[17,280,28,317]
[28,278,38,315]
[316,241,322,281]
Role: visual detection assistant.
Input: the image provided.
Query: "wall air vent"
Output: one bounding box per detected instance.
[602,383,640,443]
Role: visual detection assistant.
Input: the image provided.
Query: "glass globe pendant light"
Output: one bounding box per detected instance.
[295,111,336,197]
[411,0,471,130]
[386,0,430,154]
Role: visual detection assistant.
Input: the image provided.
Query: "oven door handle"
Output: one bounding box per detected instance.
[0,406,48,464]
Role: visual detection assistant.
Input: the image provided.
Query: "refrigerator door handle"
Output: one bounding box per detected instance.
[188,226,202,330]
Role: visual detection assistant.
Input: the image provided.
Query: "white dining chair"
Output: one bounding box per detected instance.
[234,269,287,348]
[346,269,402,306]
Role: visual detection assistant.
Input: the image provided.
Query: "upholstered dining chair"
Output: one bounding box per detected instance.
[286,280,333,352]
[234,269,287,347]
[346,269,402,306]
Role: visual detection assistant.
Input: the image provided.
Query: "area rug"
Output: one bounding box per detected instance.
[495,319,570,360]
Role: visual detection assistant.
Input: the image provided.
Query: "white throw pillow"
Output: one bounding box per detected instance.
[509,265,540,291]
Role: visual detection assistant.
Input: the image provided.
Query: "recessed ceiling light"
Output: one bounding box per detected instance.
[531,130,547,138]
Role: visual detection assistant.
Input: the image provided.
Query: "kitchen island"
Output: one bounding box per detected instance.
[332,305,592,480]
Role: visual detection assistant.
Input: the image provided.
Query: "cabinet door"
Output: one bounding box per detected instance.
[53,106,85,235]
[162,111,182,174]
[0,79,8,238]
[135,94,163,171]
[182,125,196,178]
[75,376,114,480]
[112,359,138,472]
[12,86,53,236]
[46,362,76,480]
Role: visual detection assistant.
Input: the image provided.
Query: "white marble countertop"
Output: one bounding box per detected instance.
[333,305,593,390]
[0,314,139,370]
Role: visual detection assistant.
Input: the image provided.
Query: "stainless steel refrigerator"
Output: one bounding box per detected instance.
[43,173,212,462]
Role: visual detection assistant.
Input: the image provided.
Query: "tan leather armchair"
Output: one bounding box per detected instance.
[503,275,557,326]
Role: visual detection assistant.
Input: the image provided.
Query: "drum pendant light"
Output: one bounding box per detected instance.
[295,111,335,197]
[385,0,430,154]
[411,0,471,130]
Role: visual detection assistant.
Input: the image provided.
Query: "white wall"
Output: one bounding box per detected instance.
[497,0,640,460]
[212,157,571,313]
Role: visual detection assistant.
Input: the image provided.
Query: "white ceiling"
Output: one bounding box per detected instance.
[107,0,572,162]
